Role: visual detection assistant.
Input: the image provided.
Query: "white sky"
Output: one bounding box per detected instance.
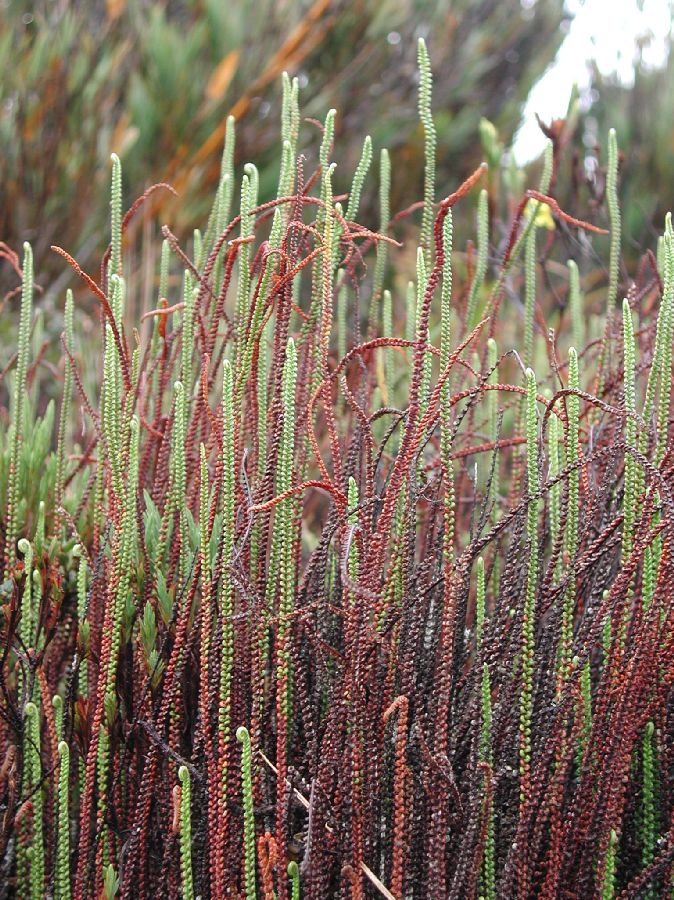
[514,0,673,162]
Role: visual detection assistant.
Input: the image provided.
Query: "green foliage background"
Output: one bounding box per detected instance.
[1,0,568,285]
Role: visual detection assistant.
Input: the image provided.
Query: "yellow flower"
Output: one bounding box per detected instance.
[526,197,555,230]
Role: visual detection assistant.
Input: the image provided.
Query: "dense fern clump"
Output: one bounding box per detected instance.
[1,41,674,900]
